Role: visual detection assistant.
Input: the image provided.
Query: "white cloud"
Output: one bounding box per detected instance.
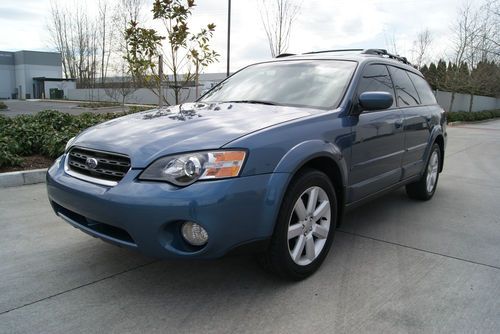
[0,0,466,72]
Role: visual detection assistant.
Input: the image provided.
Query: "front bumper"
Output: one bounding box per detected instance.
[47,155,289,259]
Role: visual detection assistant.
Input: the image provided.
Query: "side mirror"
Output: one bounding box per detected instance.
[358,91,393,111]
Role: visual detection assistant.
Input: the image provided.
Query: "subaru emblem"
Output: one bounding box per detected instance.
[85,157,98,169]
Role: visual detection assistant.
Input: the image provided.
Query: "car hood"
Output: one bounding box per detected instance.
[72,102,319,167]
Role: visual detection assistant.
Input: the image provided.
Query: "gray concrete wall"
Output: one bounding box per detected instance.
[14,50,61,66]
[0,51,14,65]
[435,90,500,112]
[44,80,76,99]
[67,87,198,105]
[0,64,15,99]
[15,64,62,98]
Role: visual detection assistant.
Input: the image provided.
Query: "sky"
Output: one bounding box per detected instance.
[0,0,467,73]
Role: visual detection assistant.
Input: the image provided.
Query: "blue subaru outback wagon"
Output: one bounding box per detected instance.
[47,49,446,280]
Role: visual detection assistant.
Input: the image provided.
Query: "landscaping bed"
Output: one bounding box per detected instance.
[76,101,121,108]
[0,109,147,170]
[0,155,53,173]
[446,110,500,123]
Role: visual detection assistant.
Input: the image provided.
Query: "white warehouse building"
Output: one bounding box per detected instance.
[0,50,75,99]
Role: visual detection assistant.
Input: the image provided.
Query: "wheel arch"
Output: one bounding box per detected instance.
[274,140,348,227]
[434,134,445,172]
[424,126,445,174]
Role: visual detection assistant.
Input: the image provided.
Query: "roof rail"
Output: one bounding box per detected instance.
[362,49,411,65]
[275,53,296,58]
[281,48,412,65]
[303,49,364,55]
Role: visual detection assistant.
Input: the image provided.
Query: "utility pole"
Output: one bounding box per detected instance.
[158,54,163,108]
[226,0,231,77]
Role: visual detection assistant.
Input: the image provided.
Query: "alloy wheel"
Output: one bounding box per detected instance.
[287,186,331,266]
[426,150,439,193]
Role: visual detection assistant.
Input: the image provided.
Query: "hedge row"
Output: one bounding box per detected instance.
[446,110,500,123]
[77,101,121,108]
[0,107,150,167]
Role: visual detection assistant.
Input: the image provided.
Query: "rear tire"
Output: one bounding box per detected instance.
[406,143,441,201]
[260,168,337,280]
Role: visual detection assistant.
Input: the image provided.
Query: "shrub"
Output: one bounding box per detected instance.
[446,110,500,123]
[128,105,154,113]
[0,101,7,110]
[0,135,21,167]
[77,101,120,108]
[0,109,141,167]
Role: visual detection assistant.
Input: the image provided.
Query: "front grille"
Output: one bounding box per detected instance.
[67,147,131,183]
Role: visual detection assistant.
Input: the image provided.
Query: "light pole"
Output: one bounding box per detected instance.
[226,0,231,77]
[158,54,163,108]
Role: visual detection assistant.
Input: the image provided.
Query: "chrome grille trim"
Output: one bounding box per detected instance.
[65,147,131,186]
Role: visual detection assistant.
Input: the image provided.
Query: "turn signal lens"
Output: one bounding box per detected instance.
[203,151,246,178]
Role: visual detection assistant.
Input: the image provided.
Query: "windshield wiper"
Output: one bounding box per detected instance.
[225,100,278,106]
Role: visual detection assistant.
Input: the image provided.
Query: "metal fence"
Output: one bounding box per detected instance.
[435,91,500,112]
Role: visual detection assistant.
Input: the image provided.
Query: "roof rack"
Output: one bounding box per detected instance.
[362,49,411,65]
[276,48,412,65]
[303,49,364,55]
[275,53,296,58]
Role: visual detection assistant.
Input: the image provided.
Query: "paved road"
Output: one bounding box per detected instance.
[1,120,499,333]
[1,99,128,116]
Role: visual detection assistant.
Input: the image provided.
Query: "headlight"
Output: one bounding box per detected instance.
[65,136,76,152]
[139,150,247,186]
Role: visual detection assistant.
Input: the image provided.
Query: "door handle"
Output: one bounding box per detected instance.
[395,119,403,128]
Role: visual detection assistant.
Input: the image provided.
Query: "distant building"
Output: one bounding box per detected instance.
[0,50,75,99]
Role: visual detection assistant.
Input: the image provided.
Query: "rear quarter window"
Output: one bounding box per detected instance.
[387,66,420,107]
[407,72,437,105]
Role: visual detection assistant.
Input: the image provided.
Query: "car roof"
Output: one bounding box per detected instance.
[271,49,421,75]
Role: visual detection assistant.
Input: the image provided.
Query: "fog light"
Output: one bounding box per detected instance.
[181,221,208,246]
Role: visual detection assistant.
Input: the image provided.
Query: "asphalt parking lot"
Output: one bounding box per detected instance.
[1,120,499,333]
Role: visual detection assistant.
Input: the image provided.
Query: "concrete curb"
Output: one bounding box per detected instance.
[0,169,47,188]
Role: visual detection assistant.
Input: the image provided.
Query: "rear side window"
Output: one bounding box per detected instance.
[407,72,437,105]
[388,66,420,107]
[357,64,395,108]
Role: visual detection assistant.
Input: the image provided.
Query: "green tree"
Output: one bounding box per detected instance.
[125,21,165,90]
[436,59,448,91]
[125,0,219,105]
[425,62,438,90]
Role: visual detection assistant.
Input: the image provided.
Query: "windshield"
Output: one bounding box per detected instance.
[201,60,357,109]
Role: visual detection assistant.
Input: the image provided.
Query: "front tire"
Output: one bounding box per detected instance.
[261,169,337,280]
[406,143,441,201]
